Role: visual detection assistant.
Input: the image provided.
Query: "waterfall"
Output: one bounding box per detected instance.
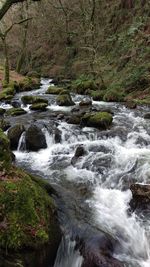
[17,132,26,151]
[54,235,83,267]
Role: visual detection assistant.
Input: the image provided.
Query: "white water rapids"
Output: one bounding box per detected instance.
[11,79,150,267]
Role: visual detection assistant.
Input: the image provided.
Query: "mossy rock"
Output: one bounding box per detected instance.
[0,94,14,101]
[90,90,106,101]
[7,124,25,150]
[72,78,98,95]
[0,167,61,252]
[16,78,40,92]
[30,103,48,111]
[59,89,70,95]
[21,95,48,105]
[0,128,12,170]
[56,94,75,106]
[81,112,113,129]
[0,119,11,131]
[46,86,64,95]
[0,108,6,116]
[67,115,81,125]
[6,108,27,117]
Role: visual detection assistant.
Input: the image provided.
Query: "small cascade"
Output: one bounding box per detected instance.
[54,235,83,267]
[17,132,26,151]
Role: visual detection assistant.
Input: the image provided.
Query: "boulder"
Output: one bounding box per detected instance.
[67,115,81,125]
[54,128,61,143]
[130,184,150,212]
[0,108,6,116]
[0,119,11,131]
[56,94,75,106]
[46,86,64,95]
[7,124,25,150]
[21,95,48,105]
[79,99,92,107]
[0,129,12,170]
[71,145,86,165]
[81,112,113,129]
[25,125,47,151]
[11,100,21,108]
[6,108,27,117]
[125,102,137,109]
[30,103,48,111]
[144,113,150,119]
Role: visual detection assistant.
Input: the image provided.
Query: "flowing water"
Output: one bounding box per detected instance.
[4,79,150,267]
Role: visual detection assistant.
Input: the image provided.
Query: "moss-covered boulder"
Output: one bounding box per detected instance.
[46,86,64,95]
[0,108,6,116]
[79,99,92,107]
[0,85,15,101]
[81,112,113,129]
[0,119,11,131]
[30,103,48,111]
[67,115,82,125]
[6,108,27,117]
[72,78,97,94]
[56,94,75,106]
[0,129,12,170]
[25,125,47,151]
[7,124,25,150]
[21,95,48,105]
[16,78,40,92]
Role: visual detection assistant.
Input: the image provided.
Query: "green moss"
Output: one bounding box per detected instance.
[16,78,40,92]
[72,75,98,94]
[0,119,10,131]
[82,112,113,129]
[46,86,64,95]
[0,128,12,170]
[56,94,75,106]
[30,103,48,111]
[0,108,6,116]
[21,95,48,105]
[103,84,125,102]
[6,108,27,117]
[0,167,57,251]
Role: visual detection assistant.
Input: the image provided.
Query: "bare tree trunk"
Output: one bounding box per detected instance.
[2,37,9,84]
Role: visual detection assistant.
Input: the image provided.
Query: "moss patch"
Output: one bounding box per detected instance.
[21,95,48,105]
[81,112,113,129]
[30,103,48,111]
[0,129,12,170]
[46,86,64,95]
[6,108,27,117]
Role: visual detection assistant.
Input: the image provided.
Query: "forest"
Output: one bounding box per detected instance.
[0,1,150,267]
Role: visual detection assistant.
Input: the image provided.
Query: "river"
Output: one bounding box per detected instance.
[2,78,150,267]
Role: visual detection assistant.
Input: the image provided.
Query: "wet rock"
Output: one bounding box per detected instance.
[144,113,150,119]
[30,103,48,111]
[0,119,11,131]
[25,125,47,151]
[57,113,64,120]
[56,93,75,106]
[6,108,27,117]
[71,145,86,165]
[11,100,21,108]
[54,128,61,143]
[21,95,48,105]
[79,99,92,107]
[46,86,64,95]
[78,233,123,267]
[67,115,81,125]
[125,102,137,109]
[81,112,113,130]
[71,107,80,113]
[130,184,150,212]
[7,124,25,150]
[0,108,6,116]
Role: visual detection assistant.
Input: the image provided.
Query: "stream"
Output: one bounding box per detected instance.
[2,78,150,267]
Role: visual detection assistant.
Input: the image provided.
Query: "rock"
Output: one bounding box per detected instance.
[21,95,48,105]
[57,114,64,120]
[144,113,150,119]
[125,102,137,109]
[71,107,80,113]
[7,124,25,150]
[54,128,61,143]
[0,119,11,131]
[6,108,27,117]
[25,125,47,151]
[0,108,6,116]
[71,145,86,165]
[0,129,12,170]
[67,115,81,125]
[130,184,150,213]
[56,94,75,106]
[78,233,123,267]
[79,99,92,107]
[30,103,48,111]
[16,77,40,92]
[11,100,21,108]
[81,112,113,129]
[46,86,64,94]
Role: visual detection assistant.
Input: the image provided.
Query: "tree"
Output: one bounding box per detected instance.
[0,0,39,20]
[0,18,31,84]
